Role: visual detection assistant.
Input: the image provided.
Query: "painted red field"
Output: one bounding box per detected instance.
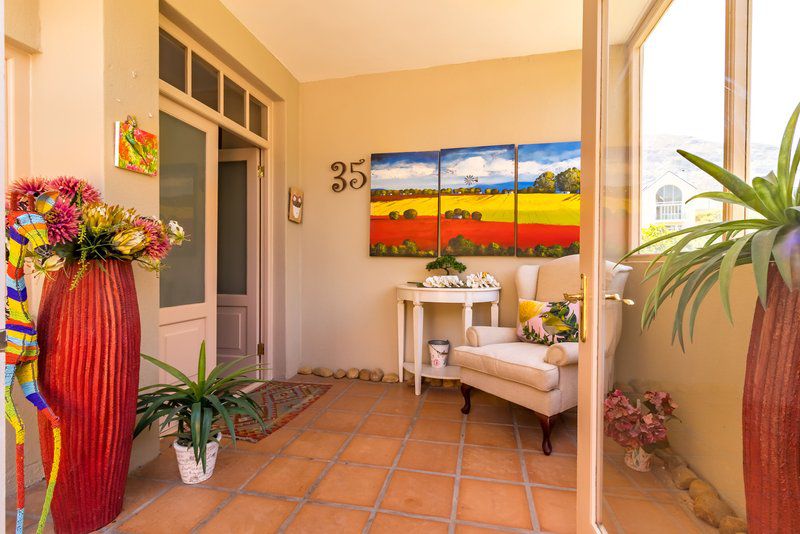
[370,216,438,249]
[518,223,580,248]
[440,219,515,249]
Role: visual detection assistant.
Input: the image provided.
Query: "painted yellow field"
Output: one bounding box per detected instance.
[370,193,580,226]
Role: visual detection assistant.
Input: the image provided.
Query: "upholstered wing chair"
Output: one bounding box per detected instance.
[450,254,633,455]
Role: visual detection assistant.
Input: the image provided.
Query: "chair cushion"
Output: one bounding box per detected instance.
[451,342,559,392]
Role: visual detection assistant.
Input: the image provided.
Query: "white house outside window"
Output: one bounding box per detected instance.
[655,184,682,221]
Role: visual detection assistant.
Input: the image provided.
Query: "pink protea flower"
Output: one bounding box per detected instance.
[45,199,81,244]
[134,216,172,260]
[8,177,49,210]
[49,176,102,205]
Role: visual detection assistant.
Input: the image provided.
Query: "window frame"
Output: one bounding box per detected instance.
[626,0,751,255]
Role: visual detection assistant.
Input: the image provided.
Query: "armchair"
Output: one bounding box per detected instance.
[450,254,632,455]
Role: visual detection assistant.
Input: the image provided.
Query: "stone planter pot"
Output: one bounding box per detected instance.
[624,447,653,472]
[174,433,221,484]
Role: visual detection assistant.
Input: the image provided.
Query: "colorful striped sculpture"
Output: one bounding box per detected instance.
[5,191,62,534]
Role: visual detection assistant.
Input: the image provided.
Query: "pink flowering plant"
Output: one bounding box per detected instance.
[8,176,185,287]
[603,389,679,452]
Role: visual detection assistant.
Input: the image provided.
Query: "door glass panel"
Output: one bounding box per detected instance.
[160,111,206,307]
[223,77,246,127]
[249,96,267,139]
[159,29,186,92]
[217,161,247,295]
[191,53,219,111]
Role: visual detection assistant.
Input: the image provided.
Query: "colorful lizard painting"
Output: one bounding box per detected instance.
[5,191,62,534]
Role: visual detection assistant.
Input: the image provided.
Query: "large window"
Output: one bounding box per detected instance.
[639,0,725,245]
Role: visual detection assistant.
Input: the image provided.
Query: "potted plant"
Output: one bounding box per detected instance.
[7,176,184,533]
[621,103,800,532]
[603,390,678,472]
[135,342,267,484]
[425,254,467,275]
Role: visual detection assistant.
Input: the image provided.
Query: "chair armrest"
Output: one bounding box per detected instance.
[466,326,518,347]
[545,342,579,366]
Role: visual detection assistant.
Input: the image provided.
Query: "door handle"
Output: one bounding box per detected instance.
[604,293,635,305]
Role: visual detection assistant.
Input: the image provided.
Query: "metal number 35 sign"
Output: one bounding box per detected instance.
[331,159,367,192]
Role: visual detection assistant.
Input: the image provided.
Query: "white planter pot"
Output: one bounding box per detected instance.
[173,433,221,484]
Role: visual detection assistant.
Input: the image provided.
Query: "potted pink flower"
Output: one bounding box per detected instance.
[604,389,678,472]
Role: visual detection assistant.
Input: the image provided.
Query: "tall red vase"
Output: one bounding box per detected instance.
[37,260,141,534]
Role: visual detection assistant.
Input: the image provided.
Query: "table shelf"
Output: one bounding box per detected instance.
[402,362,461,380]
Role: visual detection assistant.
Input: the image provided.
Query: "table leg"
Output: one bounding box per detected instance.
[412,301,423,395]
[491,300,499,327]
[397,299,405,382]
[462,302,473,346]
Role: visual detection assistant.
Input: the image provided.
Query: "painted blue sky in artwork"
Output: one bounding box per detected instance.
[370,151,439,191]
[518,141,581,186]
[440,144,515,189]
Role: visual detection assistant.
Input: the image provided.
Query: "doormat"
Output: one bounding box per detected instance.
[223,381,331,442]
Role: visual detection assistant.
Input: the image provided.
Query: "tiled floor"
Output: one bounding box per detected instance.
[7,377,716,533]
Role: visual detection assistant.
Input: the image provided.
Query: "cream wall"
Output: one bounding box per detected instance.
[299,51,582,373]
[5,0,40,51]
[615,262,753,516]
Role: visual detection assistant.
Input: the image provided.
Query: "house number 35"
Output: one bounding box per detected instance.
[331,159,366,192]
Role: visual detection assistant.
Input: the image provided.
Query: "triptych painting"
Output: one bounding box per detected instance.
[369,142,580,258]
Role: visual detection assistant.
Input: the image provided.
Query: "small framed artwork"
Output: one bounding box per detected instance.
[288,187,304,223]
[114,116,159,176]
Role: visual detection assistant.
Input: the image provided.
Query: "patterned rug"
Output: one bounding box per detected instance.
[223,381,331,442]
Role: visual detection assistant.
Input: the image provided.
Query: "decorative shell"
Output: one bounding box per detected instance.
[464,272,500,288]
[423,275,464,288]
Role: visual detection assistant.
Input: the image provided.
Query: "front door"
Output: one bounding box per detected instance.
[158,98,218,382]
[217,148,260,377]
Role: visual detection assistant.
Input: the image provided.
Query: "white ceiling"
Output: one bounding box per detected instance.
[220,0,649,82]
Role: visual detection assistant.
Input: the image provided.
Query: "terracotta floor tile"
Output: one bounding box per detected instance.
[606,495,698,534]
[455,525,509,533]
[419,401,463,421]
[347,382,389,397]
[283,430,348,459]
[380,471,454,518]
[359,414,412,438]
[197,494,295,534]
[425,388,463,404]
[233,427,298,454]
[117,477,169,520]
[398,441,459,474]
[519,425,577,455]
[525,452,577,488]
[457,479,532,530]
[311,410,364,433]
[329,395,378,413]
[383,385,427,401]
[465,404,514,425]
[286,503,369,533]
[410,419,462,443]
[131,449,182,482]
[370,513,449,533]
[284,408,321,428]
[118,486,229,533]
[339,435,403,466]
[374,398,420,416]
[461,446,524,482]
[245,456,327,497]
[512,407,540,427]
[311,464,388,507]
[202,450,269,489]
[464,423,517,449]
[531,487,577,533]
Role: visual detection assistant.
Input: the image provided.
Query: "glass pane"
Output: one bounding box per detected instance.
[224,76,246,126]
[160,112,206,308]
[249,96,267,139]
[159,29,186,91]
[191,53,219,111]
[217,161,247,295]
[639,0,725,251]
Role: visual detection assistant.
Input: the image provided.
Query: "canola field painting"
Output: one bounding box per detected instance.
[370,151,440,257]
[439,145,516,256]
[517,142,581,257]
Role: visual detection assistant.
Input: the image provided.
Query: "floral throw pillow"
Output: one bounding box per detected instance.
[517,298,580,346]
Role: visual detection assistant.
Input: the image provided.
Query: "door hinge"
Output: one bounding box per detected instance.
[257,342,265,356]
[257,166,265,179]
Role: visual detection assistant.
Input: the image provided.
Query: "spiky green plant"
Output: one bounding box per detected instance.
[134,341,267,472]
[622,102,800,349]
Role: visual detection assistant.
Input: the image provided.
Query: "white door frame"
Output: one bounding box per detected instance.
[158,96,219,380]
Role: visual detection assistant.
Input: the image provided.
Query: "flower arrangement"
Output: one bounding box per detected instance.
[604,389,678,471]
[7,176,185,286]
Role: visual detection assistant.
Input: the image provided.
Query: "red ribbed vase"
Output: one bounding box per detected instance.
[37,261,141,534]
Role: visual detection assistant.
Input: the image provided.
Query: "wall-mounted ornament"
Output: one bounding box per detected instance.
[331,159,367,192]
[288,187,304,223]
[114,116,159,176]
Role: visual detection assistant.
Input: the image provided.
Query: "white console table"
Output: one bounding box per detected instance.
[396,284,501,395]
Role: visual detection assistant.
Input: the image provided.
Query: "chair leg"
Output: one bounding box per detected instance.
[460,384,473,414]
[535,412,557,455]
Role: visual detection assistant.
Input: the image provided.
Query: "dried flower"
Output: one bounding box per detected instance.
[8,177,49,210]
[45,200,81,245]
[604,389,675,451]
[644,391,678,416]
[112,228,148,255]
[49,176,101,205]
[37,255,65,273]
[82,203,134,233]
[135,217,172,260]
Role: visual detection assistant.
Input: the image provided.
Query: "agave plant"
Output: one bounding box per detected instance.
[621,102,800,349]
[135,341,267,471]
